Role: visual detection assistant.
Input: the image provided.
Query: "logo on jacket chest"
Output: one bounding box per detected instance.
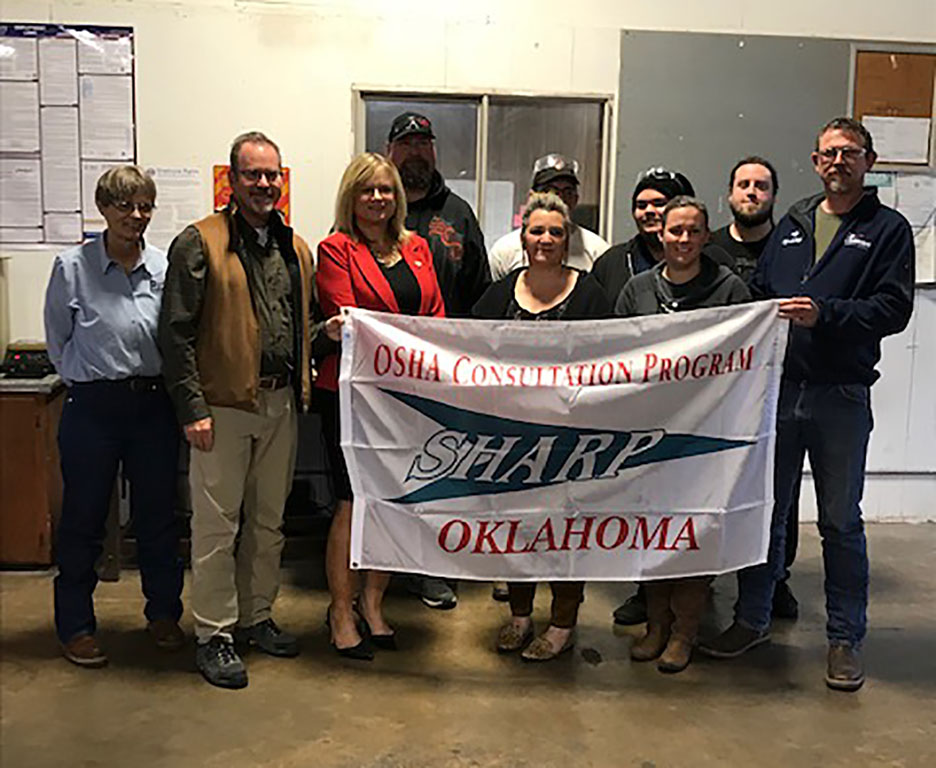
[843,232,872,250]
[781,229,804,247]
[427,216,464,263]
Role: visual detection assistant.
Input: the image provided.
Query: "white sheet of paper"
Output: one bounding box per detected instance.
[81,161,123,227]
[863,116,932,164]
[914,226,936,283]
[40,107,81,212]
[0,158,43,229]
[43,212,83,243]
[0,37,38,80]
[39,37,78,105]
[0,228,43,243]
[483,180,517,247]
[0,81,40,152]
[144,167,205,251]
[895,173,936,228]
[76,34,132,74]
[79,75,133,159]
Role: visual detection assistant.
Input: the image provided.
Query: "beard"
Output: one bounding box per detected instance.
[398,157,433,193]
[730,201,773,228]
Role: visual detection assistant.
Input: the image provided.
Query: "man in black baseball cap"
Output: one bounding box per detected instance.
[593,168,735,309]
[386,111,491,611]
[488,153,610,280]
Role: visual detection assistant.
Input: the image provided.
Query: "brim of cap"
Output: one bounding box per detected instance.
[390,128,435,141]
[533,169,579,187]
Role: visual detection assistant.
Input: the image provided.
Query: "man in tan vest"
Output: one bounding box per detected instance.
[159,131,339,689]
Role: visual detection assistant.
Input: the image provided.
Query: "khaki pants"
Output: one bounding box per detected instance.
[189,388,297,642]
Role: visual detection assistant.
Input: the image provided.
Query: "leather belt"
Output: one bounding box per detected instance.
[72,376,163,392]
[258,373,289,390]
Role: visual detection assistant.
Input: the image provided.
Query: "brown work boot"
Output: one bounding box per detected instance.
[61,633,108,668]
[630,582,674,662]
[658,578,709,673]
[148,618,186,651]
[826,644,864,691]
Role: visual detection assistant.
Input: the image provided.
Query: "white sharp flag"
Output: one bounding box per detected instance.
[338,301,788,581]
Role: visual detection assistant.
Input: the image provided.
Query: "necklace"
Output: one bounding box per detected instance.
[368,240,400,266]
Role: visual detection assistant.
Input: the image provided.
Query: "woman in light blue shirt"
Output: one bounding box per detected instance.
[44,166,184,668]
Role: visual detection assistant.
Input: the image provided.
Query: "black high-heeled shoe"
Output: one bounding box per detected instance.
[326,606,375,661]
[360,617,397,651]
[352,597,398,651]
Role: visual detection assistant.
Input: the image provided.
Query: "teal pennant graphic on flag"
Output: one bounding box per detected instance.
[382,388,753,504]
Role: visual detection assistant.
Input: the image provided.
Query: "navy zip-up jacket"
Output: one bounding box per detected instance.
[752,188,914,386]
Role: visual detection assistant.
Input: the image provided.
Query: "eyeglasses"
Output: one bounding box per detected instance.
[237,168,283,184]
[112,201,155,215]
[816,146,866,163]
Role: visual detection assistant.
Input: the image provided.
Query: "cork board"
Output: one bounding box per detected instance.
[854,52,936,120]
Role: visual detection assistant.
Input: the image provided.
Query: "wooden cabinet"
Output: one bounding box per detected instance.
[0,377,64,565]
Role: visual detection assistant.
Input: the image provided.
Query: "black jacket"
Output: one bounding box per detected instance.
[593,234,736,307]
[752,188,914,385]
[472,268,612,320]
[615,255,750,317]
[406,171,491,318]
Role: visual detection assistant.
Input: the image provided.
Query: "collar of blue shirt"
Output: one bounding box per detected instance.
[95,233,157,276]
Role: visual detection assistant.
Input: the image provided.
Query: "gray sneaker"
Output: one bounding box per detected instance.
[409,576,457,610]
[698,621,770,659]
[826,644,864,691]
[237,618,299,658]
[196,636,247,689]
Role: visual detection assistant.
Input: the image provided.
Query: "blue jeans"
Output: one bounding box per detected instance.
[54,380,183,643]
[735,380,872,646]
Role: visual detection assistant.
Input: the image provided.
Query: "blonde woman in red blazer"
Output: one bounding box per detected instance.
[316,152,445,660]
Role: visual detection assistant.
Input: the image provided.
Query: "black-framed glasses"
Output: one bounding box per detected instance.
[237,168,283,184]
[112,201,155,215]
[816,146,866,163]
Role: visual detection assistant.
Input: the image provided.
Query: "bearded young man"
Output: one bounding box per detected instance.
[710,156,779,285]
[386,112,491,611]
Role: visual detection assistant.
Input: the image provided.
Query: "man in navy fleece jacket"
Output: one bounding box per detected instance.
[699,117,915,692]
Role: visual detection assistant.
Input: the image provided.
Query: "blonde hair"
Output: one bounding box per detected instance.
[334,152,410,244]
[521,192,571,260]
[95,166,156,212]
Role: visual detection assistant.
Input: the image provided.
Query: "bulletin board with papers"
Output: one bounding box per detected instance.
[0,24,135,245]
[853,51,936,166]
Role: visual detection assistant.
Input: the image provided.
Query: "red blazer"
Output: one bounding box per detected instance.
[316,230,446,391]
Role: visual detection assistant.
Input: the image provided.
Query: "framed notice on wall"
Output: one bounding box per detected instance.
[0,24,135,245]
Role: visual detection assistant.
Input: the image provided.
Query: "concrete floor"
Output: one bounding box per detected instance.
[1,525,934,768]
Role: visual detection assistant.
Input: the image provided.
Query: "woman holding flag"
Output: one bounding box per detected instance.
[316,152,446,660]
[472,191,612,661]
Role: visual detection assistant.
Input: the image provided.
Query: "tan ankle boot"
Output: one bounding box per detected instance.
[658,633,693,672]
[630,582,673,661]
[657,578,709,673]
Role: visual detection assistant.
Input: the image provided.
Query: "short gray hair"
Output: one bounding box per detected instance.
[95,166,156,211]
[229,131,281,175]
